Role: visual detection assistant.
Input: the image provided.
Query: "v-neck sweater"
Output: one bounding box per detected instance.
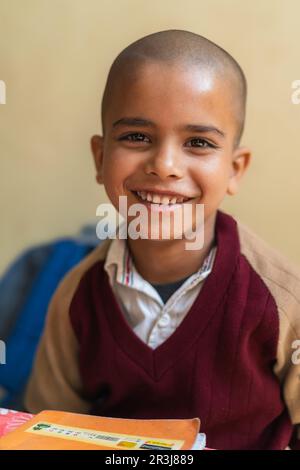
[68,210,293,450]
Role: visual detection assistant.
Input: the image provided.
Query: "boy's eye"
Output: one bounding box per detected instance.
[118,134,216,149]
[186,138,214,149]
[119,133,150,143]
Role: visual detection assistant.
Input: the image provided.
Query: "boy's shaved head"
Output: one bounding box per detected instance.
[101,29,247,146]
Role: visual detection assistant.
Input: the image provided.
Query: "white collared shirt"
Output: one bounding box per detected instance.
[104,236,217,349]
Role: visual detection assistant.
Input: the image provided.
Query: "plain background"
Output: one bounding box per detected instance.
[1,0,300,275]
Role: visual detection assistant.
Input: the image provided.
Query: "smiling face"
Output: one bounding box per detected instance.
[92,61,251,241]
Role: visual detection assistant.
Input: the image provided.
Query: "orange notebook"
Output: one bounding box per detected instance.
[0,410,200,450]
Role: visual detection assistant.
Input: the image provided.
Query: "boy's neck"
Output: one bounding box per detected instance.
[126,211,217,285]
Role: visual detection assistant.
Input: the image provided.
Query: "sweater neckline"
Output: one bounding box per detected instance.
[98,210,240,381]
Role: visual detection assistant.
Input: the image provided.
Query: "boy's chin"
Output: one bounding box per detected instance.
[126,221,203,243]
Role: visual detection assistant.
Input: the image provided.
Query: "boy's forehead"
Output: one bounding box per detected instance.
[105,62,237,135]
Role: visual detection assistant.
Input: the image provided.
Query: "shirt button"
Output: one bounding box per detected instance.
[158,314,170,327]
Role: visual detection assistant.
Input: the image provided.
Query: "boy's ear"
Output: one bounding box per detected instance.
[227,146,252,196]
[91,135,104,184]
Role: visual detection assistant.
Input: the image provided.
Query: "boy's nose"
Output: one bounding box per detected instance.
[144,145,184,180]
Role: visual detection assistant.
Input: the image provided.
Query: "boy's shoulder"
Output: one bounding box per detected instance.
[236,217,300,284]
[236,217,300,328]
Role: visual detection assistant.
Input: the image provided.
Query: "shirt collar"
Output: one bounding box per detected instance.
[104,223,217,292]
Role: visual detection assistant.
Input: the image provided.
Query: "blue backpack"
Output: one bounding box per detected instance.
[0,228,99,410]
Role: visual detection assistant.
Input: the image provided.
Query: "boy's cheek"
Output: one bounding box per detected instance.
[200,180,231,212]
[195,170,230,197]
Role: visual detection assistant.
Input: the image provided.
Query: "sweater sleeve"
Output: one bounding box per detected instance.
[24,270,91,414]
[237,221,300,450]
[273,306,300,450]
[24,240,111,414]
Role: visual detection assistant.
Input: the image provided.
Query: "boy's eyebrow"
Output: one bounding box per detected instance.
[112,117,225,138]
[185,124,225,138]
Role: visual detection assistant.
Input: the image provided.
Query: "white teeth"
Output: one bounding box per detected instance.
[136,191,146,201]
[136,191,188,204]
[161,195,170,205]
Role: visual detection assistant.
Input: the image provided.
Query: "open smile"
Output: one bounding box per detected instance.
[130,190,198,211]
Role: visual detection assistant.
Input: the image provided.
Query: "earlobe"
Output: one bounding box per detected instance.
[227,146,252,196]
[91,135,104,184]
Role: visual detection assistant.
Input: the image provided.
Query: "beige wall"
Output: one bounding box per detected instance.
[1,0,300,275]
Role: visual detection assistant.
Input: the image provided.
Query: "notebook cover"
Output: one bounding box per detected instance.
[0,410,200,450]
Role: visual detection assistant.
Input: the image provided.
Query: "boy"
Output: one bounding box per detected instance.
[25,30,300,450]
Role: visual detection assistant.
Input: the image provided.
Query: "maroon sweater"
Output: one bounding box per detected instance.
[68,211,295,450]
